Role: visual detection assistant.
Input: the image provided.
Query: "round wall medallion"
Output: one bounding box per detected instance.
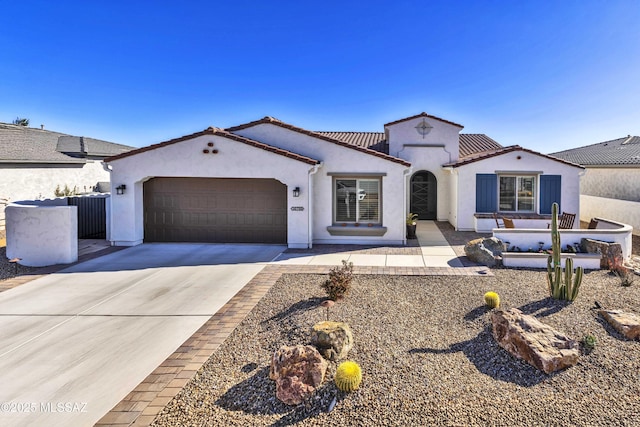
[415,119,433,138]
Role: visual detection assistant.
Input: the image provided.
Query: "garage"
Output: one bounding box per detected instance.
[143,177,287,243]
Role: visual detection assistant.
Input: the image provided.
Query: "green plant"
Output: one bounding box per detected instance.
[322,260,354,301]
[335,360,362,392]
[406,212,418,225]
[483,291,500,309]
[54,184,79,197]
[582,334,597,352]
[546,202,583,301]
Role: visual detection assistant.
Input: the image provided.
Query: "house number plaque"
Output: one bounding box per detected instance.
[290,206,304,211]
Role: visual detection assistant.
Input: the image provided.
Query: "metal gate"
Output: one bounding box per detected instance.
[67,195,107,239]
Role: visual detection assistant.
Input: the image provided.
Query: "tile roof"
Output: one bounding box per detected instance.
[443,145,584,169]
[550,136,640,166]
[0,122,132,164]
[105,127,320,165]
[314,131,502,158]
[458,134,502,158]
[383,112,464,129]
[227,117,411,166]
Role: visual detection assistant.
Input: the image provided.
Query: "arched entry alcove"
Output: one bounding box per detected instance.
[410,171,437,220]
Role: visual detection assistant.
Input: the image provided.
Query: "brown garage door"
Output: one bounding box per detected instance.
[144,178,287,243]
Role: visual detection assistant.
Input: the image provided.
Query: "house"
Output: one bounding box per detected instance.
[550,136,640,235]
[0,122,134,230]
[105,112,584,248]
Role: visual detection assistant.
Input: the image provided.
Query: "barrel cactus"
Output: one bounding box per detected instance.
[483,291,500,309]
[335,360,362,392]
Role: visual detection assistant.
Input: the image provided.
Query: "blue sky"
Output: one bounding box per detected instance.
[2,0,639,153]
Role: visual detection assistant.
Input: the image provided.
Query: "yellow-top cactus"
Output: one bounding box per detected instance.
[484,291,500,309]
[335,360,362,392]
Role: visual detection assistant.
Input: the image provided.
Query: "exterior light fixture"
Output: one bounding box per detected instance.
[115,184,126,195]
[293,187,300,197]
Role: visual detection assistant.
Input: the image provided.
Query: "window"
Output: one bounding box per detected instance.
[335,178,380,223]
[499,175,535,212]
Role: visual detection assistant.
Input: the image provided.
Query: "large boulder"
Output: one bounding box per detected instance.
[269,345,328,405]
[581,238,623,269]
[310,321,354,361]
[599,309,640,340]
[464,237,503,267]
[491,308,579,374]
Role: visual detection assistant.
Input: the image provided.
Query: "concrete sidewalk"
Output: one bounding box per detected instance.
[0,243,285,427]
[273,221,463,267]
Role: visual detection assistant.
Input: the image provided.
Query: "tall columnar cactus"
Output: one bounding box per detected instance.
[546,202,583,301]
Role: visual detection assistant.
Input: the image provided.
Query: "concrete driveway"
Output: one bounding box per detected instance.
[0,243,285,427]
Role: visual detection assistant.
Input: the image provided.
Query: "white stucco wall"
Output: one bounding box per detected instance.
[581,195,639,236]
[234,125,409,245]
[385,116,462,163]
[107,134,316,247]
[6,203,78,266]
[383,116,462,222]
[452,151,583,231]
[581,167,640,202]
[0,161,109,230]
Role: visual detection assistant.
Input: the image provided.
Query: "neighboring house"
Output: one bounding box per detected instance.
[0,122,134,229]
[105,112,583,248]
[551,136,640,235]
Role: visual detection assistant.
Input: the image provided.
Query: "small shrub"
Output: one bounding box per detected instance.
[335,360,362,392]
[613,267,634,287]
[54,184,79,197]
[582,334,597,353]
[322,260,354,301]
[483,291,500,309]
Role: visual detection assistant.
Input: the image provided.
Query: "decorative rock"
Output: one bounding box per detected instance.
[464,237,503,267]
[581,238,623,269]
[491,308,579,374]
[269,345,328,405]
[310,321,354,361]
[598,309,640,340]
[605,243,624,270]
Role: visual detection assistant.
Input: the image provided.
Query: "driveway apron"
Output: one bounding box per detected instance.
[0,243,284,427]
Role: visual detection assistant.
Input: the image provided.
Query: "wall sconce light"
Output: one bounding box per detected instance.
[115,184,126,195]
[293,187,300,197]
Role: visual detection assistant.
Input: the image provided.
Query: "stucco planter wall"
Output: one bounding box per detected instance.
[493,218,633,261]
[6,202,78,267]
[501,252,602,269]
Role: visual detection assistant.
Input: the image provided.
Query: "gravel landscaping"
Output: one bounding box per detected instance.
[152,269,640,426]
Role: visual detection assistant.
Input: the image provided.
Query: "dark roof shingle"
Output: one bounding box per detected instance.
[550,136,640,166]
[0,123,132,164]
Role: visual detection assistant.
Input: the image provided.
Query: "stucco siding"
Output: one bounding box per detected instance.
[234,124,409,244]
[453,150,581,231]
[0,161,109,230]
[581,168,640,202]
[108,134,315,247]
[581,195,639,236]
[386,117,461,162]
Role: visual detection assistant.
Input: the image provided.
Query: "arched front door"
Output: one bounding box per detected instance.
[410,171,437,220]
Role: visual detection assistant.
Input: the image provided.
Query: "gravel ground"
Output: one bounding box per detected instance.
[0,247,42,281]
[152,269,640,427]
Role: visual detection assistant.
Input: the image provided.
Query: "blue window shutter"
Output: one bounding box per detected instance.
[476,174,497,212]
[540,175,561,214]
